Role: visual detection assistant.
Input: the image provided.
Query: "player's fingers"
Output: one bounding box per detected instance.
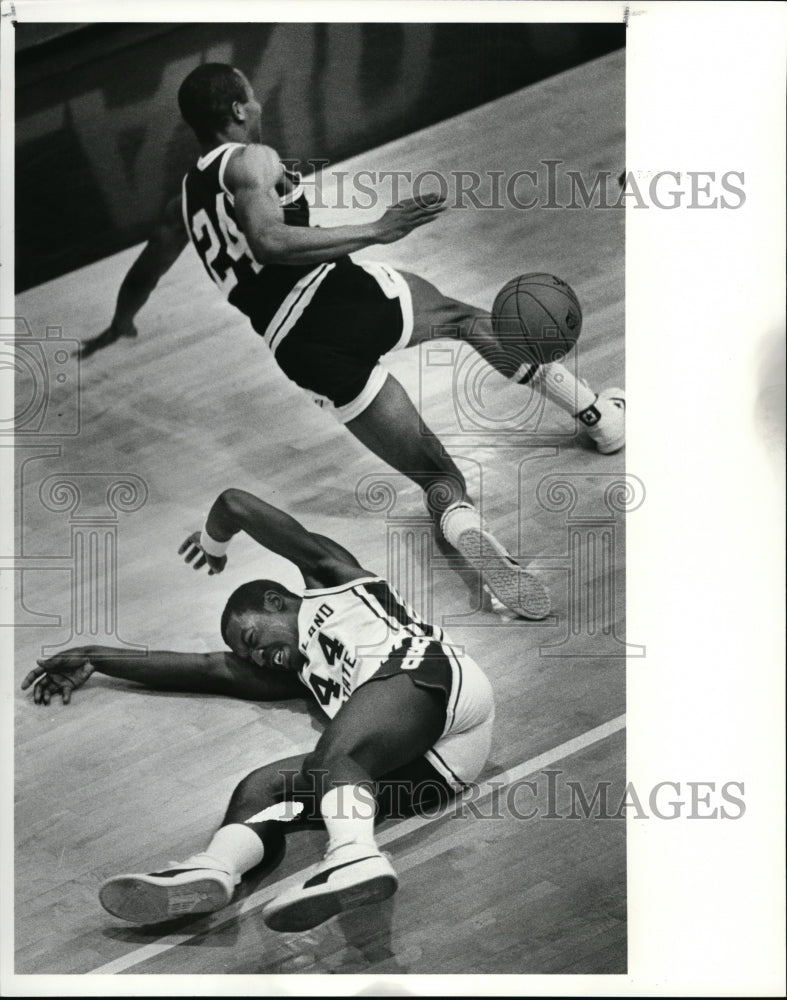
[414,192,447,209]
[420,199,447,217]
[34,675,59,704]
[393,196,426,214]
[193,554,207,569]
[183,545,199,564]
[408,212,441,233]
[62,685,72,705]
[21,665,46,689]
[401,194,446,214]
[179,532,201,553]
[402,192,445,205]
[403,204,444,228]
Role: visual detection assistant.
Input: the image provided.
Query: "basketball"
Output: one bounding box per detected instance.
[491,273,583,372]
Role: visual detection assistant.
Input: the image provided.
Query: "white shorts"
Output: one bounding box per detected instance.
[426,649,495,793]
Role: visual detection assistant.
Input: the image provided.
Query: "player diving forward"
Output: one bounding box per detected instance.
[80,63,625,620]
[22,488,495,930]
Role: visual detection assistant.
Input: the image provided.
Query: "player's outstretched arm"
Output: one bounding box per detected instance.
[21,645,306,706]
[180,488,369,589]
[229,144,446,267]
[80,195,189,359]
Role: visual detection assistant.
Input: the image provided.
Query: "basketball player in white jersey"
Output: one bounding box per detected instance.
[80,63,625,621]
[22,488,496,931]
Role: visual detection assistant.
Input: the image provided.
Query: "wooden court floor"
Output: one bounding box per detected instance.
[12,49,628,978]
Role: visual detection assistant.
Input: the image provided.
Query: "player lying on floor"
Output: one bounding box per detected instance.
[22,488,495,931]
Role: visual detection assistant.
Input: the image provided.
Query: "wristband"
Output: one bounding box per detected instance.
[199,528,231,558]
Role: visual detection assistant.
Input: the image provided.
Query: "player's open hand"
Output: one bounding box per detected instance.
[375,193,447,245]
[21,649,96,706]
[178,531,227,575]
[79,319,138,359]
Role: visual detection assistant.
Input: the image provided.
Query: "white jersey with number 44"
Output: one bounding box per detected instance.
[296,575,446,719]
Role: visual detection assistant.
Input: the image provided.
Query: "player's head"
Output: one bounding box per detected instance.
[220,579,304,672]
[177,63,261,144]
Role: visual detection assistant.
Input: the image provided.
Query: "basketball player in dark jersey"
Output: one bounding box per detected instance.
[80,64,625,621]
[23,487,496,931]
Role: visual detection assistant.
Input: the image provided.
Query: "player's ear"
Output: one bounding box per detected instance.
[263,590,284,612]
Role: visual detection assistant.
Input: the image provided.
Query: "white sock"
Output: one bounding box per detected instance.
[440,501,483,550]
[320,785,378,853]
[532,362,597,417]
[181,823,265,877]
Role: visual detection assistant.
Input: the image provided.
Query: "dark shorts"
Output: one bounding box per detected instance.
[263,258,413,422]
[362,636,455,704]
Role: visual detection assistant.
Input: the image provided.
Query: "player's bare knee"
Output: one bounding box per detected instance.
[306,740,350,774]
[308,732,375,777]
[229,762,288,809]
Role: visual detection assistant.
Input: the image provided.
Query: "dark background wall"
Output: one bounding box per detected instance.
[15,22,624,291]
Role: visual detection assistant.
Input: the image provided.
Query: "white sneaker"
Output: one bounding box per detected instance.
[482,584,517,620]
[578,387,626,454]
[455,524,551,620]
[262,843,397,933]
[99,865,238,924]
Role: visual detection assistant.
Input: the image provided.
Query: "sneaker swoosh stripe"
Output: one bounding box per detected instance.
[147,869,229,878]
[302,856,380,888]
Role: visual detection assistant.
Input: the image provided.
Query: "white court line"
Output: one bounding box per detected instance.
[88,713,625,975]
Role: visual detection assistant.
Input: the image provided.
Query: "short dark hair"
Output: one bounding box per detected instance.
[220,579,299,645]
[177,63,249,142]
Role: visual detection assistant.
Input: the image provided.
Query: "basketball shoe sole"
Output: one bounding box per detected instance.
[99,867,236,924]
[263,853,398,933]
[454,525,551,620]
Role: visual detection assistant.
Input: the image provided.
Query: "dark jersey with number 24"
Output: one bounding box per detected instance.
[181,142,336,337]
